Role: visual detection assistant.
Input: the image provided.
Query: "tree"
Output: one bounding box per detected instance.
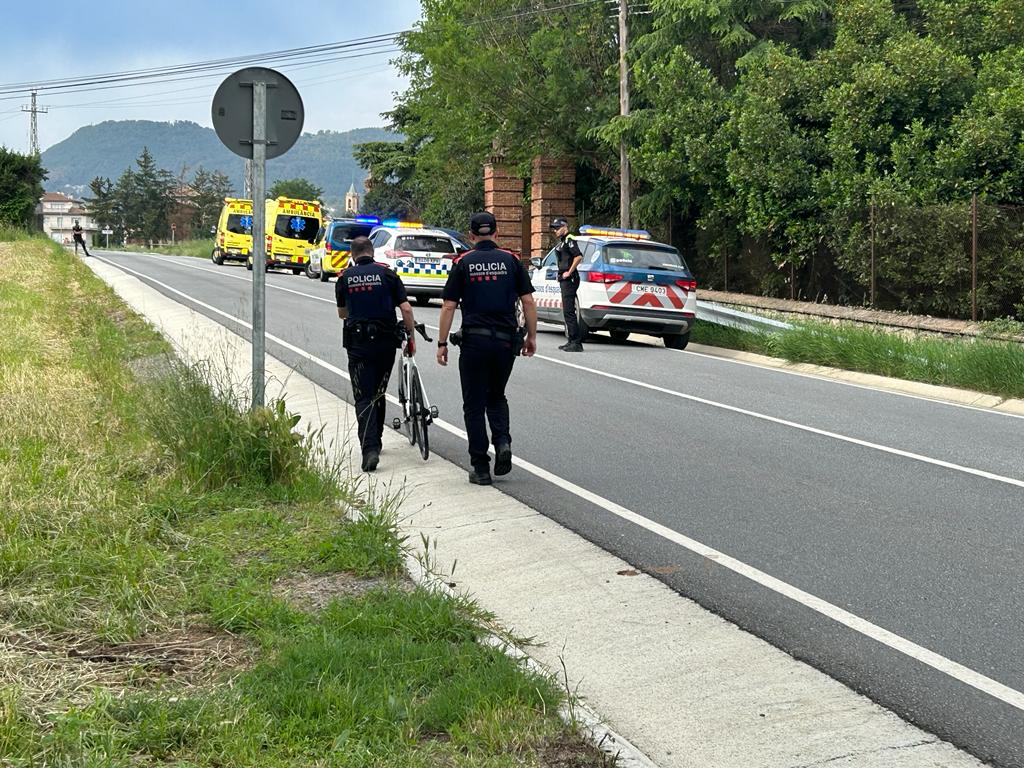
[192,167,235,235]
[267,178,323,201]
[0,148,46,227]
[132,147,176,242]
[84,177,116,232]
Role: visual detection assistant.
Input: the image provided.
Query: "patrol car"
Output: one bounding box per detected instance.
[305,216,379,282]
[530,225,697,349]
[367,221,468,305]
[247,197,322,274]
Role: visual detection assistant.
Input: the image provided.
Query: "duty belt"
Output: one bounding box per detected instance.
[461,327,515,342]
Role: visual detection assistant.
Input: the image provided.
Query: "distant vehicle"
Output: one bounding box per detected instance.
[247,197,323,275]
[212,198,253,265]
[367,221,465,305]
[530,225,697,349]
[305,216,380,282]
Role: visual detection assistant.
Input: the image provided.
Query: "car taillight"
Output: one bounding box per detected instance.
[675,278,697,291]
[385,250,414,259]
[588,271,624,284]
[325,243,332,254]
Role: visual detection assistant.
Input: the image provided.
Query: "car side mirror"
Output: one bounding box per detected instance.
[530,257,542,269]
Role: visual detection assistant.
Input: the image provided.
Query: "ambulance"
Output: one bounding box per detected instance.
[247,197,323,274]
[530,225,697,349]
[212,198,253,265]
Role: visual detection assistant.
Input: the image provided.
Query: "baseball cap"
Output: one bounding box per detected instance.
[550,218,569,230]
[470,211,497,236]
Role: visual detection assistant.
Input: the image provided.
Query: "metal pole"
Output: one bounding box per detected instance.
[971,192,978,322]
[251,81,268,409]
[618,0,631,229]
[870,199,876,307]
[790,262,796,301]
[244,158,253,199]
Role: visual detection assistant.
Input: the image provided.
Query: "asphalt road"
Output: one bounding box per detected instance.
[95,249,1024,767]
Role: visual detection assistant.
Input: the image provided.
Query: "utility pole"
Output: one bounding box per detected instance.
[21,90,48,155]
[244,158,253,199]
[618,0,631,229]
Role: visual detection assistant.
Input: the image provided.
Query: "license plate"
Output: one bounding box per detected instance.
[415,256,440,264]
[632,284,667,295]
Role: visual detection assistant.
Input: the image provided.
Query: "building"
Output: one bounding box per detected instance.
[344,183,360,215]
[37,192,97,245]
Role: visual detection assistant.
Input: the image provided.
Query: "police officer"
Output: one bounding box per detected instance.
[436,212,537,485]
[72,220,92,257]
[551,218,584,352]
[336,236,416,472]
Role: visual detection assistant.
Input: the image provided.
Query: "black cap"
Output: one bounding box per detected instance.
[550,218,569,230]
[470,211,497,236]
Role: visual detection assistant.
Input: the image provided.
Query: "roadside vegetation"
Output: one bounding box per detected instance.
[0,234,602,767]
[690,318,1024,400]
[116,238,212,259]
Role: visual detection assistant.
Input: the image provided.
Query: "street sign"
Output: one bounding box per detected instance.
[101,228,113,235]
[211,67,304,160]
[212,67,304,409]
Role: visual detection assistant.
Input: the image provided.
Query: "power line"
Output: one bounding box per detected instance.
[20,91,48,154]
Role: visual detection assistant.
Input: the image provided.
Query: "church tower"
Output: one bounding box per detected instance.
[344,183,360,215]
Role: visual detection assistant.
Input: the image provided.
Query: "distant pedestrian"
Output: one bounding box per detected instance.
[72,220,92,257]
[551,218,584,352]
[336,236,417,472]
[436,212,538,485]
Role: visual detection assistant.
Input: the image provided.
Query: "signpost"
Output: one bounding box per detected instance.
[171,222,176,245]
[101,227,113,249]
[212,67,303,409]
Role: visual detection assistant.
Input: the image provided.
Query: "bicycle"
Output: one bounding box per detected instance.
[392,323,438,460]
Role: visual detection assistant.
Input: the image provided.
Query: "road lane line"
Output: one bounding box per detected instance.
[96,254,1024,715]
[104,250,1024,422]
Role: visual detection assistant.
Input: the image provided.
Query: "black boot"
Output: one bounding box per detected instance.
[361,450,380,472]
[494,443,512,476]
[468,467,493,485]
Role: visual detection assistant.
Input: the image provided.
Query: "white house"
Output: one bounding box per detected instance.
[37,192,97,245]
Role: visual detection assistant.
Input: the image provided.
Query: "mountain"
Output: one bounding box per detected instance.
[40,120,397,204]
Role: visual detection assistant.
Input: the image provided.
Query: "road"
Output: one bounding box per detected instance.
[95,249,1024,767]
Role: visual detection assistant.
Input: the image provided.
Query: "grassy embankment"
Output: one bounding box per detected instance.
[0,231,601,767]
[690,317,1024,400]
[113,239,213,259]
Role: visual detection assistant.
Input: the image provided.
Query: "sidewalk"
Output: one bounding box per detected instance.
[85,256,982,768]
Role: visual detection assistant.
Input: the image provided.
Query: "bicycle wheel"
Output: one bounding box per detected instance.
[410,367,429,460]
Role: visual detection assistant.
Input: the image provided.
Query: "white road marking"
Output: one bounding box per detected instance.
[96,254,1024,715]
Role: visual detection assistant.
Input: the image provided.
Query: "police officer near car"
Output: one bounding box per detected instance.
[436,212,538,485]
[336,236,417,473]
[551,218,584,352]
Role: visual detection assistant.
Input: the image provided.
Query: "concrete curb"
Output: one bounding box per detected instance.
[81,253,984,768]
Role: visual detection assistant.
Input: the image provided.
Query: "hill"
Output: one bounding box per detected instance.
[40,120,396,204]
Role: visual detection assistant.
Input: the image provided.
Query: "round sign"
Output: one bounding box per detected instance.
[211,67,304,160]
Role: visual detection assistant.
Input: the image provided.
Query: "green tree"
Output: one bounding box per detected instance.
[84,176,116,232]
[267,178,323,201]
[0,148,46,227]
[192,167,235,235]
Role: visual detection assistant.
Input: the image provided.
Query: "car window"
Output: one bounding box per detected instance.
[225,213,252,235]
[313,226,326,245]
[600,244,688,271]
[542,249,557,268]
[330,224,374,248]
[582,241,599,264]
[274,214,319,243]
[396,235,456,254]
[370,230,390,248]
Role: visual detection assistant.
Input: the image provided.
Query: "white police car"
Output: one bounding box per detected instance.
[367,221,468,305]
[530,225,697,349]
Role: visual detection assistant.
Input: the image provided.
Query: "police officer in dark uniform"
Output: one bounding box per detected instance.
[436,212,537,485]
[551,218,584,352]
[72,220,92,257]
[336,236,417,472]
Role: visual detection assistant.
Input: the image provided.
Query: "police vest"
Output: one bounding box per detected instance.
[343,261,397,321]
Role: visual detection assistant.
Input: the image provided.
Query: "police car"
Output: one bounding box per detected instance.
[367,221,468,305]
[530,225,697,349]
[305,216,379,282]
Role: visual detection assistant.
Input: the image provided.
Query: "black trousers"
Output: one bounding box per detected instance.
[560,274,582,343]
[347,345,396,453]
[458,335,516,470]
[73,235,91,256]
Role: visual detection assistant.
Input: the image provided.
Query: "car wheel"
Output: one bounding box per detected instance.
[292,267,302,275]
[415,295,431,306]
[305,261,316,279]
[609,330,630,343]
[246,258,253,271]
[211,248,224,265]
[319,269,330,283]
[576,308,592,339]
[664,332,690,350]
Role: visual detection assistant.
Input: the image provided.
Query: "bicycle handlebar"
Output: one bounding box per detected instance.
[399,322,433,343]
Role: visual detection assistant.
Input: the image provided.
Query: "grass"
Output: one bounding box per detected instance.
[690,317,1024,399]
[115,238,213,259]
[0,234,601,767]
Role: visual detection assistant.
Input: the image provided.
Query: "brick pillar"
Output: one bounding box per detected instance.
[530,156,576,258]
[484,163,525,255]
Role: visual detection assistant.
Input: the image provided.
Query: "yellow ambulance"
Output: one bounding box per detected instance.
[247,197,322,274]
[212,198,253,265]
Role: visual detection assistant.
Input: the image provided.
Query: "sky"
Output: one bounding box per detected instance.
[0,0,423,153]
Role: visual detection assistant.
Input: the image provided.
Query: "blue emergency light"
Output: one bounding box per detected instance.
[382,220,424,229]
[355,216,381,225]
[578,224,652,240]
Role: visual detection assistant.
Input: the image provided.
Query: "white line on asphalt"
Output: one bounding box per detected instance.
[106,252,1024,490]
[106,250,1024,422]
[97,254,1024,715]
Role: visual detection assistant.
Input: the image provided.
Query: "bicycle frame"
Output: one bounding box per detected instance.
[392,323,438,458]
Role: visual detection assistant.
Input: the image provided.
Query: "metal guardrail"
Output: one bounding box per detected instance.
[696,300,793,333]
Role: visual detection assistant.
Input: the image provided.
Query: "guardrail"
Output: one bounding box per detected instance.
[696,300,793,333]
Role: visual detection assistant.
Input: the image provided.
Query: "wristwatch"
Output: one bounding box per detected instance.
[437,340,448,347]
